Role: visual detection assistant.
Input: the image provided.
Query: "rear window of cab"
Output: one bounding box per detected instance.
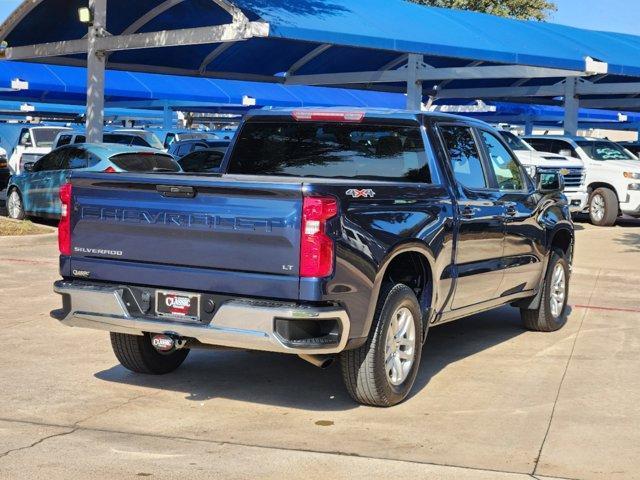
[227,121,431,183]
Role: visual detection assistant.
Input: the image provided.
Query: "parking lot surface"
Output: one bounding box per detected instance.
[0,218,639,480]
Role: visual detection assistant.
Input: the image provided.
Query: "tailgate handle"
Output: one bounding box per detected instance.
[157,185,196,198]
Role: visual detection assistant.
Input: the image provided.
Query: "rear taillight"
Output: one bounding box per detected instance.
[58,183,72,256]
[103,166,116,173]
[300,196,338,278]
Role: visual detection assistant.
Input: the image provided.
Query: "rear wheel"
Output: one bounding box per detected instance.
[340,284,423,407]
[110,332,190,374]
[521,251,570,332]
[589,188,618,226]
[6,188,25,220]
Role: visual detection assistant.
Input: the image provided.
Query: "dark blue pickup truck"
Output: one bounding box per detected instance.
[52,108,573,407]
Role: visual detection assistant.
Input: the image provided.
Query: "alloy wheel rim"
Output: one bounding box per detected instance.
[7,191,21,219]
[591,194,605,222]
[549,264,566,318]
[385,306,416,386]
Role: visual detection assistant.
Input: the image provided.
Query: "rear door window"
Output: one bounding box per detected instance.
[180,150,224,172]
[438,125,487,189]
[65,147,90,169]
[57,135,72,147]
[130,136,151,147]
[109,153,180,172]
[527,138,554,152]
[227,121,430,182]
[34,150,65,171]
[176,144,193,157]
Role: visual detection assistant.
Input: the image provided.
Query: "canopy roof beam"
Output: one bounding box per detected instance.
[285,64,593,86]
[121,0,187,35]
[286,44,332,76]
[2,22,269,60]
[436,79,640,100]
[581,98,640,109]
[436,84,565,100]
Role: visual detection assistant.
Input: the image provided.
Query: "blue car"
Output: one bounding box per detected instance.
[6,143,180,219]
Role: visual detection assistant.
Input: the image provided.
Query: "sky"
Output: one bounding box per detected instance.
[0,0,637,35]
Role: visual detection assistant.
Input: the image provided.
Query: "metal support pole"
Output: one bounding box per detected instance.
[406,53,423,111]
[563,77,579,136]
[524,119,534,136]
[86,0,107,143]
[162,102,173,130]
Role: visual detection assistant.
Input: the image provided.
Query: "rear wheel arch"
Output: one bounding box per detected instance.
[365,245,436,340]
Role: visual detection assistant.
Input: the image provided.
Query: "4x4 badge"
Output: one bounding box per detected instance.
[346,189,376,198]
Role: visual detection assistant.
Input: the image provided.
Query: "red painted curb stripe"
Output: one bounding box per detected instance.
[574,304,640,314]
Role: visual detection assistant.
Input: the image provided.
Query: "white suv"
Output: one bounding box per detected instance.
[500,131,587,213]
[524,135,640,226]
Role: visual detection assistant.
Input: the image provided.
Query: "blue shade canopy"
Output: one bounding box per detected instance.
[2,0,640,113]
[2,0,640,78]
[0,60,405,109]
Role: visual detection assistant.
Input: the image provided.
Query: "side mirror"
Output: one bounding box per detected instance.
[24,162,35,172]
[538,171,564,193]
[558,149,573,157]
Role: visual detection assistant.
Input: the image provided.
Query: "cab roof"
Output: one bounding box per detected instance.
[245,107,492,128]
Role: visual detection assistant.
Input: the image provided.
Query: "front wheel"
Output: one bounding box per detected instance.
[6,188,25,220]
[589,188,618,227]
[521,251,570,332]
[110,332,190,374]
[340,284,423,407]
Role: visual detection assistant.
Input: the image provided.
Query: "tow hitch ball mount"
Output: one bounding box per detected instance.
[151,333,187,354]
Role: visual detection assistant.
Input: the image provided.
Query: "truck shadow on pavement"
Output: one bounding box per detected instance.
[95,306,527,411]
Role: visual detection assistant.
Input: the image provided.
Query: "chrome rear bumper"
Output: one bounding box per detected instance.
[52,281,350,355]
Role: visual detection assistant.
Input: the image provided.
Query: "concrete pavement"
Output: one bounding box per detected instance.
[0,218,639,479]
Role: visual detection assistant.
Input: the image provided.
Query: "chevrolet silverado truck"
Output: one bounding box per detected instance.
[51,109,574,407]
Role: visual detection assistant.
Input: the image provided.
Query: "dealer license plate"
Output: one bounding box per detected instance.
[155,290,200,321]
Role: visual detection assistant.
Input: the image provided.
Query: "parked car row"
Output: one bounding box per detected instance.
[522,135,640,226]
[6,144,180,220]
[3,125,234,179]
[495,130,640,226]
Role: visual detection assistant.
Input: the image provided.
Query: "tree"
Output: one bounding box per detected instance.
[407,0,557,21]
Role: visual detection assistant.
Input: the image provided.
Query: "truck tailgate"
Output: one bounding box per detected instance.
[68,174,303,299]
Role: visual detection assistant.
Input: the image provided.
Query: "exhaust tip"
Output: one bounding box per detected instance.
[299,354,335,369]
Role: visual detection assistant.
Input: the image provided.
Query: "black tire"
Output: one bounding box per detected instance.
[589,187,618,227]
[521,251,570,332]
[6,188,26,220]
[340,283,423,407]
[110,332,190,374]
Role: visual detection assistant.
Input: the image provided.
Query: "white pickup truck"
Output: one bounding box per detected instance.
[8,126,71,175]
[524,135,640,226]
[499,131,588,213]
